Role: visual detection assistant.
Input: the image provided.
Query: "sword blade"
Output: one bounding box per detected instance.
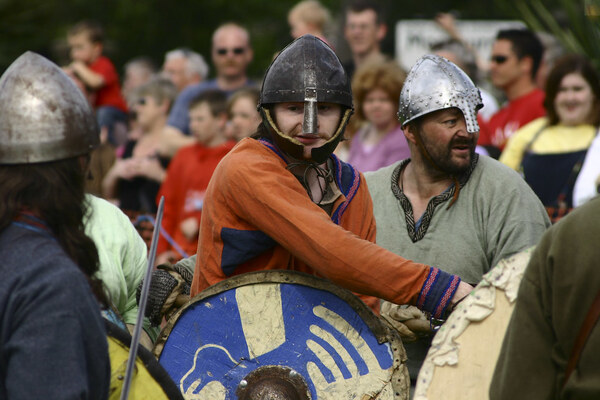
[119,196,165,400]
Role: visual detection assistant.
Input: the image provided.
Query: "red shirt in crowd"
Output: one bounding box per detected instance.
[478,88,545,151]
[88,55,128,113]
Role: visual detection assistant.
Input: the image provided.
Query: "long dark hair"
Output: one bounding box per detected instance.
[544,54,600,127]
[250,120,270,140]
[0,156,107,307]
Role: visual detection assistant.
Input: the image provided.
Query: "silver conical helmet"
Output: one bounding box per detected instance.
[398,54,483,133]
[0,51,99,164]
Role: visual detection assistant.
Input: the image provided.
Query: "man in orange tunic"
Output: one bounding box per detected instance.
[189,35,472,317]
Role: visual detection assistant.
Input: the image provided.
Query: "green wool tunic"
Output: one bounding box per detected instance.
[365,154,551,380]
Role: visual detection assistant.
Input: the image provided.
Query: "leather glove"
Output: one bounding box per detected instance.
[380,301,433,342]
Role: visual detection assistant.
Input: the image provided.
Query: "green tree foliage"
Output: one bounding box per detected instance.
[1,0,521,79]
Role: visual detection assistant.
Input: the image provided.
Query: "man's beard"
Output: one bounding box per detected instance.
[421,136,475,175]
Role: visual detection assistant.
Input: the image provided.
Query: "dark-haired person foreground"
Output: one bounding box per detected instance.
[0,52,110,398]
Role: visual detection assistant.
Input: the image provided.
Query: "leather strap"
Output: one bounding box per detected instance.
[564,290,600,386]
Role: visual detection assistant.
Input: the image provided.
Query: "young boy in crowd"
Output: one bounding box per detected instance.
[66,20,128,146]
[156,89,236,264]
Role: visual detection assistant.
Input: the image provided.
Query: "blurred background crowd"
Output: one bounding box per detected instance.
[2,0,599,263]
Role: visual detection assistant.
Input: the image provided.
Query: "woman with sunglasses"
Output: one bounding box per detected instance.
[500,54,600,223]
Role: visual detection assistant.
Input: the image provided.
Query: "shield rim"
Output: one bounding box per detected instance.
[153,270,410,399]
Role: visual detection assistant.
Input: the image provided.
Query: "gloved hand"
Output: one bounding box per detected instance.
[136,262,193,326]
[380,301,432,342]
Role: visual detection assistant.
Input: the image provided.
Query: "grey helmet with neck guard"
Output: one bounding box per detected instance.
[258,34,353,164]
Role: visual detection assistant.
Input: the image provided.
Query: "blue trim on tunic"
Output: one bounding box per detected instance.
[330,155,361,224]
[220,228,277,276]
[12,213,55,240]
[417,267,460,318]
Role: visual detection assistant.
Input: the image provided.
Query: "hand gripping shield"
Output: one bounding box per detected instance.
[398,54,483,133]
[154,270,409,399]
[0,51,99,164]
[259,34,353,163]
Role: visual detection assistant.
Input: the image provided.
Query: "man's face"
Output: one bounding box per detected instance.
[123,65,152,96]
[414,108,478,174]
[162,57,189,93]
[212,27,253,80]
[273,102,342,160]
[489,39,527,90]
[344,9,384,58]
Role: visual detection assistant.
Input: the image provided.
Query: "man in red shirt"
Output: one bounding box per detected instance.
[478,28,545,158]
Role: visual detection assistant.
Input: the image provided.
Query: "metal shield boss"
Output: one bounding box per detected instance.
[398,54,483,133]
[155,271,408,399]
[0,51,99,164]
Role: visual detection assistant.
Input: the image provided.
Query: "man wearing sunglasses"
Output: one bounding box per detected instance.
[162,23,255,156]
[478,28,545,159]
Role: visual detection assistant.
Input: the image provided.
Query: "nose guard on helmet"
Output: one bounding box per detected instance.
[398,54,483,133]
[303,88,318,135]
[259,34,353,164]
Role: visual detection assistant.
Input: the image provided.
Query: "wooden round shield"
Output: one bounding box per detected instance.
[106,321,184,400]
[413,248,534,400]
[154,270,408,399]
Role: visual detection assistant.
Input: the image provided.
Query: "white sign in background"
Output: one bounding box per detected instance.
[395,20,525,71]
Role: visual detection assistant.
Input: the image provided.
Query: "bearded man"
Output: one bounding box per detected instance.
[365,54,551,390]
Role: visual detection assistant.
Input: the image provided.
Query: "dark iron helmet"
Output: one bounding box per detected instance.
[259,34,353,164]
[0,51,99,164]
